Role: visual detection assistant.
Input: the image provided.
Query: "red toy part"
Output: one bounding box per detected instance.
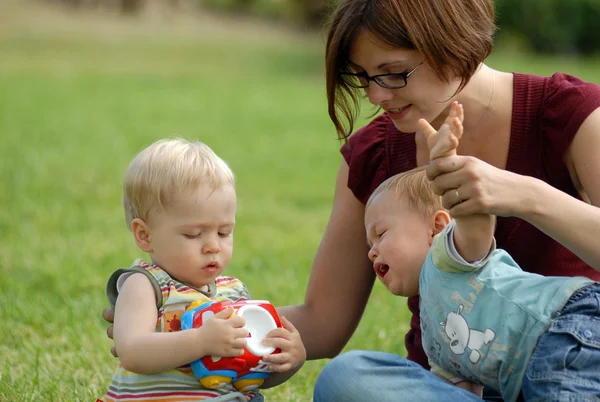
[183,299,282,389]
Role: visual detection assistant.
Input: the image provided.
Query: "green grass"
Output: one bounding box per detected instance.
[1,3,599,401]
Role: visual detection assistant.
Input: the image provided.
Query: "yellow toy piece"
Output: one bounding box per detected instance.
[186,300,207,311]
[233,378,264,392]
[200,375,232,389]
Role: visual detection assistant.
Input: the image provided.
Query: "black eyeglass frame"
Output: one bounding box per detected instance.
[340,60,425,89]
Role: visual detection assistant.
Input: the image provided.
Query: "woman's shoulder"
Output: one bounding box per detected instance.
[514,72,600,151]
[514,71,600,112]
[341,113,392,161]
[340,113,415,203]
[542,72,600,115]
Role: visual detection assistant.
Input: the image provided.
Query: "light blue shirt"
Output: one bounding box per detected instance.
[420,221,592,402]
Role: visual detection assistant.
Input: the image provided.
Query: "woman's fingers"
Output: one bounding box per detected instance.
[103,307,115,324]
[427,160,468,196]
[442,186,464,210]
[104,307,118,357]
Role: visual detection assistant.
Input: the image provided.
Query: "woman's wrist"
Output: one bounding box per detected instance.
[513,175,549,220]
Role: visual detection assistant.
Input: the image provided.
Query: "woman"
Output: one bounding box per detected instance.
[104,0,600,399]
[311,0,600,400]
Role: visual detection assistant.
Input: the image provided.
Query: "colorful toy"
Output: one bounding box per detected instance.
[181,300,282,391]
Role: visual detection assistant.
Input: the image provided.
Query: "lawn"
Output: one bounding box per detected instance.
[1,2,599,401]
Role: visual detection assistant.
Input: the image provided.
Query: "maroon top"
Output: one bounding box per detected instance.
[341,73,600,369]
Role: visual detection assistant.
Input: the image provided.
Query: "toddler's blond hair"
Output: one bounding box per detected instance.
[123,138,235,230]
[367,166,446,217]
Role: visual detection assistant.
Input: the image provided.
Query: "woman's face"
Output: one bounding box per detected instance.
[348,29,461,133]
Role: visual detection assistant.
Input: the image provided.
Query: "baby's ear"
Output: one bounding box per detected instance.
[131,218,153,253]
[430,210,451,241]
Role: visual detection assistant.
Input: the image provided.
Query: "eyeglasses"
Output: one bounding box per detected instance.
[340,60,425,89]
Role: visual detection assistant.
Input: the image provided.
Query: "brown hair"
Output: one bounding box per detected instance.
[325,0,496,141]
[367,166,445,217]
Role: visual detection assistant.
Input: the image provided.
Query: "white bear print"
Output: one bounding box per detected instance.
[440,304,496,364]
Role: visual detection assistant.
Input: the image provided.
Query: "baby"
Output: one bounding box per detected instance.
[364,103,600,401]
[99,138,305,402]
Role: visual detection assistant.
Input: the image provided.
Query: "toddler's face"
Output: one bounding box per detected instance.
[365,192,433,297]
[146,184,236,289]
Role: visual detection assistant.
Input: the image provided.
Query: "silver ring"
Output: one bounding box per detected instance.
[455,189,462,203]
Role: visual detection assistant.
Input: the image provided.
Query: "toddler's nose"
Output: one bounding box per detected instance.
[368,247,377,262]
[202,237,220,254]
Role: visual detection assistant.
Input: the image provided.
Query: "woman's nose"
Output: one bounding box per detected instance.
[365,84,394,106]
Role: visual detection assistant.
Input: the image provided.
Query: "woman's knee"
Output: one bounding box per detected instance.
[314,350,375,401]
[313,350,423,401]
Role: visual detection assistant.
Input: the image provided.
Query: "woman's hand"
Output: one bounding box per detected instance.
[426,155,530,218]
[455,380,484,397]
[102,307,118,357]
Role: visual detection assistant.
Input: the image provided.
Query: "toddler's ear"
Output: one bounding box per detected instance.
[131,218,153,253]
[430,210,451,243]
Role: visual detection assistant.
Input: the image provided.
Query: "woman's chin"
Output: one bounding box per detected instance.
[390,117,420,134]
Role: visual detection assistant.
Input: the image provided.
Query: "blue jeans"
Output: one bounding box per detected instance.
[314,284,600,402]
[522,283,600,401]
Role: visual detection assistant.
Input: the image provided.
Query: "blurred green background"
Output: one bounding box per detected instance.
[1,1,599,401]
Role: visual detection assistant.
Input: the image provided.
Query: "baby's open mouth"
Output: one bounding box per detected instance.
[374,263,389,278]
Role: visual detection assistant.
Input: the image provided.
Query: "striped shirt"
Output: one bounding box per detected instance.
[101,260,258,401]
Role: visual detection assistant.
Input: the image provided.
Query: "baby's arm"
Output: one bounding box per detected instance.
[114,273,248,374]
[419,102,495,262]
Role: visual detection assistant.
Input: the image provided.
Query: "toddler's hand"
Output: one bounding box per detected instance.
[419,101,464,161]
[197,308,249,357]
[260,316,306,372]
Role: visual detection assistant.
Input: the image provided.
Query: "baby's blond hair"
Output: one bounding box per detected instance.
[123,138,235,230]
[367,166,446,217]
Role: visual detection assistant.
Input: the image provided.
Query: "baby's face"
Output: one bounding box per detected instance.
[147,184,236,289]
[365,192,433,297]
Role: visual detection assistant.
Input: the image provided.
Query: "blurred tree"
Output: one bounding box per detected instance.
[48,0,180,14]
[294,0,329,27]
[120,0,143,13]
[495,0,600,55]
[43,0,600,54]
[198,0,331,27]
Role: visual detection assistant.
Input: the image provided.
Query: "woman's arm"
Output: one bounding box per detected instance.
[277,160,376,360]
[523,108,600,270]
[114,273,248,374]
[428,108,600,270]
